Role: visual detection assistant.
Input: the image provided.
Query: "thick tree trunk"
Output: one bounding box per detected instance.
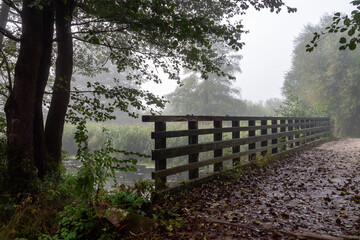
[45,0,74,167]
[34,4,54,178]
[4,0,43,189]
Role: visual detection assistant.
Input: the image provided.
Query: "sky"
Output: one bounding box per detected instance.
[143,1,354,102]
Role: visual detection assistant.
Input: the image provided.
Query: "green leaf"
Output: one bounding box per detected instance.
[348,27,356,36]
[349,41,357,50]
[172,40,178,48]
[339,37,347,44]
[339,45,347,50]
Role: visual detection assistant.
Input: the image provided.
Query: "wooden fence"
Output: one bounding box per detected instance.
[142,115,331,191]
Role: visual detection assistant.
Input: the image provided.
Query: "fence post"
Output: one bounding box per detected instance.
[301,119,306,145]
[214,121,223,172]
[248,120,256,161]
[280,119,286,151]
[188,121,199,179]
[295,119,300,147]
[232,120,240,166]
[271,119,278,154]
[288,119,293,148]
[314,119,319,140]
[305,119,310,143]
[310,119,314,142]
[261,119,267,156]
[154,121,166,190]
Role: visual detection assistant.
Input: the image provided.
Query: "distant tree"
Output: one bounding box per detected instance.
[242,98,283,116]
[166,51,247,115]
[262,98,283,115]
[283,15,360,136]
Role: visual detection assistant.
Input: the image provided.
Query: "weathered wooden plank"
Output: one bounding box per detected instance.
[305,119,310,143]
[248,120,256,161]
[214,121,223,172]
[152,125,330,160]
[152,131,328,179]
[188,121,199,179]
[280,119,287,151]
[271,119,278,154]
[142,115,330,122]
[154,122,166,190]
[288,119,294,148]
[294,119,300,147]
[232,120,240,165]
[261,120,268,156]
[151,123,304,139]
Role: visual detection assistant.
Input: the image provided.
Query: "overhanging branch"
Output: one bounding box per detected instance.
[3,0,21,16]
[0,47,13,93]
[0,26,20,42]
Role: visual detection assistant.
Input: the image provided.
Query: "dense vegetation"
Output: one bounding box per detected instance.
[0,0,298,238]
[282,14,360,136]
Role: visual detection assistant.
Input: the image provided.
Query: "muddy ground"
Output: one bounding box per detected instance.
[149,138,360,239]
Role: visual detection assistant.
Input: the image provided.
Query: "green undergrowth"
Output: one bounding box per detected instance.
[0,122,182,240]
[0,172,180,240]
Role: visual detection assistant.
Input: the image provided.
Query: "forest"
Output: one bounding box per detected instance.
[0,0,359,239]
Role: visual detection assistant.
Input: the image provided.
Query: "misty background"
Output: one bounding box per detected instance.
[62,1,358,184]
[143,0,353,102]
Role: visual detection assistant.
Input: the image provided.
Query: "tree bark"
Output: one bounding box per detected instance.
[45,0,74,167]
[34,3,54,178]
[4,0,43,189]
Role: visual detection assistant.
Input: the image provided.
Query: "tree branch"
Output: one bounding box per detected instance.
[44,90,100,94]
[0,47,13,93]
[0,26,20,42]
[71,27,129,35]
[72,35,131,51]
[3,0,21,16]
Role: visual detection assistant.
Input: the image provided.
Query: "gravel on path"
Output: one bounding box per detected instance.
[149,139,360,239]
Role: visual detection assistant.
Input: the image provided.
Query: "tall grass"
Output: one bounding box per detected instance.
[62,123,153,163]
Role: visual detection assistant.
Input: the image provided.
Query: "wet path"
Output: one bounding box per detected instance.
[153,138,360,239]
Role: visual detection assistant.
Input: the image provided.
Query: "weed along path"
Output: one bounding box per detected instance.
[148,139,360,239]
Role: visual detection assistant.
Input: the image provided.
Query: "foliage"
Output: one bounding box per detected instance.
[307,1,360,51]
[275,94,327,117]
[106,189,150,216]
[166,73,248,116]
[0,173,75,239]
[0,0,298,238]
[62,123,153,157]
[283,14,360,136]
[244,98,283,116]
[72,120,149,200]
[0,172,156,239]
[48,202,117,240]
[165,47,247,115]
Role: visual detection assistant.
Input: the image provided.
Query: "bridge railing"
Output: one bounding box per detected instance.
[142,115,331,191]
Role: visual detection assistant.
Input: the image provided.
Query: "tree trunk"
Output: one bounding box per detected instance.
[34,3,54,178]
[45,0,74,168]
[4,0,43,190]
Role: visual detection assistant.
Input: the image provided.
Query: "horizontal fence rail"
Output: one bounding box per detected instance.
[142,115,331,191]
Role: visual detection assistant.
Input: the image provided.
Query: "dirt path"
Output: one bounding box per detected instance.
[151,138,360,239]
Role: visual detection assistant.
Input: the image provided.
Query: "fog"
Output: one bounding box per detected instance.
[143,1,354,102]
